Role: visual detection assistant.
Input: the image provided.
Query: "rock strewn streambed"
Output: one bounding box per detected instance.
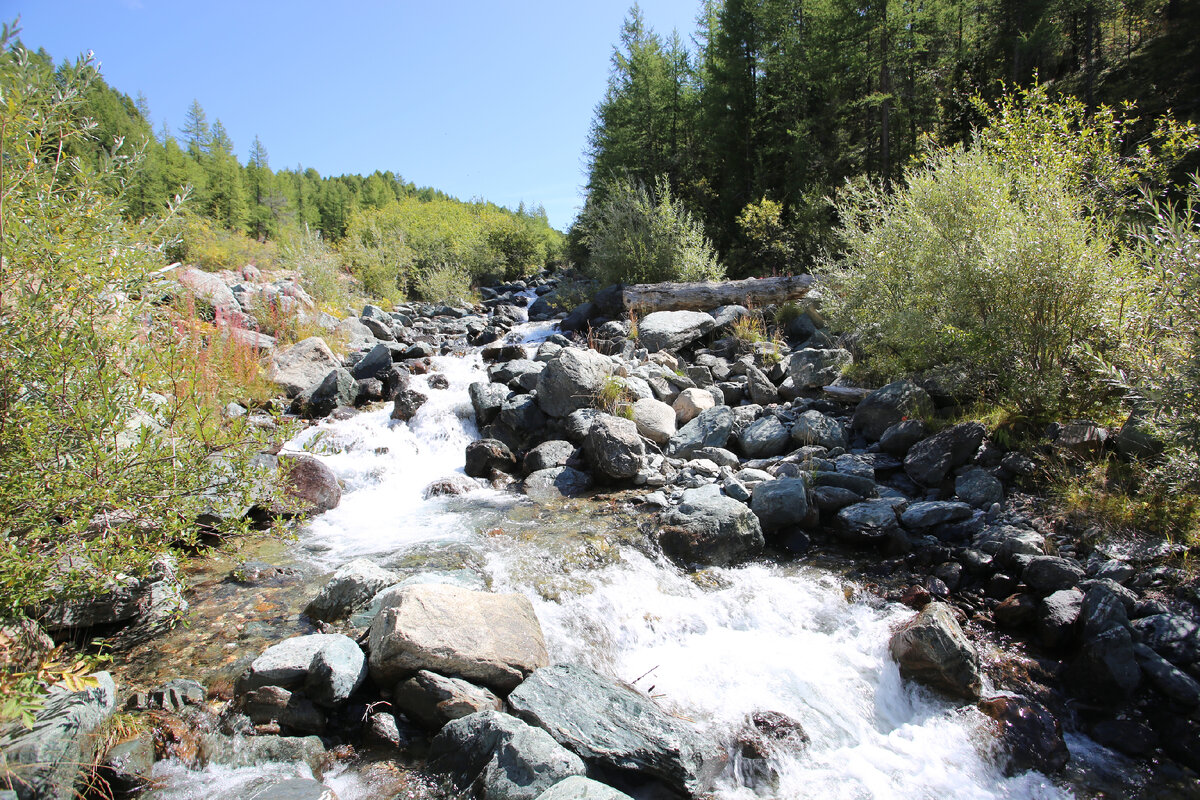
[9,273,1200,800]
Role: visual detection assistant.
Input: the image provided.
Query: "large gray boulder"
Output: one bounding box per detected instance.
[507,664,724,796]
[852,381,933,441]
[393,670,503,729]
[787,348,852,389]
[368,584,549,691]
[471,381,510,426]
[750,478,810,532]
[955,467,1003,509]
[660,487,765,567]
[638,311,716,353]
[903,422,985,486]
[535,348,614,418]
[790,410,846,451]
[179,267,239,314]
[533,777,635,800]
[666,405,734,459]
[304,558,397,622]
[899,501,974,530]
[0,672,116,800]
[429,710,586,800]
[524,467,593,502]
[269,337,339,397]
[1022,556,1085,594]
[351,342,394,381]
[584,415,645,481]
[304,368,358,418]
[888,602,982,700]
[738,416,791,459]
[236,633,366,708]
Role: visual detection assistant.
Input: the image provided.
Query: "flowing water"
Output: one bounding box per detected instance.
[136,314,1108,799]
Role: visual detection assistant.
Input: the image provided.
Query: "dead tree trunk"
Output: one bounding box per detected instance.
[620,274,816,313]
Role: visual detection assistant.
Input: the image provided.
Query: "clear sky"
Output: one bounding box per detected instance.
[4,1,704,230]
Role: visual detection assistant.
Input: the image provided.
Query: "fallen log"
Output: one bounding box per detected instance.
[620,274,816,314]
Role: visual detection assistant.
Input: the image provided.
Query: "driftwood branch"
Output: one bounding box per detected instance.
[620,274,816,313]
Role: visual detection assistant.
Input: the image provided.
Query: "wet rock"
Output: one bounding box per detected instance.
[813,471,876,497]
[660,487,765,567]
[244,778,339,800]
[790,410,846,451]
[1022,556,1085,594]
[852,381,934,441]
[466,439,519,478]
[197,733,326,771]
[584,416,645,482]
[532,776,635,800]
[393,670,504,729]
[899,501,973,530]
[673,387,716,425]
[305,558,397,622]
[368,584,549,691]
[507,664,724,796]
[733,710,809,790]
[811,485,862,512]
[787,348,852,389]
[1036,589,1083,649]
[363,710,409,749]
[471,381,510,426]
[1079,585,1130,638]
[955,467,1003,509]
[0,672,116,800]
[237,633,366,708]
[99,731,155,794]
[490,359,545,391]
[269,337,340,397]
[1088,719,1158,758]
[424,475,481,498]
[638,310,716,353]
[278,454,341,517]
[978,694,1069,774]
[904,422,985,487]
[888,602,982,700]
[391,388,428,422]
[536,348,614,418]
[749,478,810,533]
[835,500,903,547]
[429,710,586,800]
[667,405,734,460]
[878,419,927,456]
[241,685,326,735]
[524,467,593,501]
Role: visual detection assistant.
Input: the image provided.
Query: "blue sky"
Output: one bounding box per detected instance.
[6,1,704,230]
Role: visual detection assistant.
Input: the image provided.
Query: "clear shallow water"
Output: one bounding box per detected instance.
[145,316,1081,799]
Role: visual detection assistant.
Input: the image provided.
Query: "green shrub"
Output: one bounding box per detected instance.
[415,263,475,305]
[0,30,287,626]
[577,175,724,286]
[818,88,1193,412]
[278,224,350,309]
[166,214,278,271]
